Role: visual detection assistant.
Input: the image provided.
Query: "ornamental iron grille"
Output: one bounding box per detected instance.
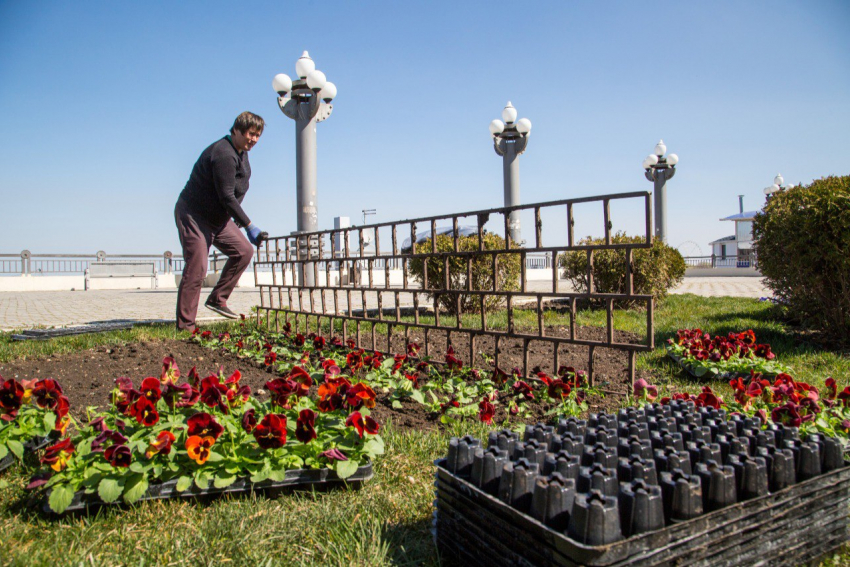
[254,191,654,386]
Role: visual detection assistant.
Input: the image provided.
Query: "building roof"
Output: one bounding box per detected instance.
[720,211,760,222]
[709,235,736,245]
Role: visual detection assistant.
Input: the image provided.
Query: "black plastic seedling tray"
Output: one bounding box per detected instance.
[46,462,373,515]
[435,459,849,567]
[0,437,51,474]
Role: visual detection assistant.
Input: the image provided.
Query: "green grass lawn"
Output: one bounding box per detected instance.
[1,294,849,566]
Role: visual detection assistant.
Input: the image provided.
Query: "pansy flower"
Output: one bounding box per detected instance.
[187,412,224,440]
[104,444,132,468]
[407,343,421,358]
[289,366,313,398]
[293,334,305,348]
[32,379,63,410]
[199,375,230,413]
[445,346,463,372]
[0,378,24,421]
[160,356,180,384]
[92,430,128,453]
[478,399,495,424]
[41,438,75,472]
[163,381,200,408]
[140,377,162,403]
[254,414,287,449]
[295,409,317,443]
[266,378,298,408]
[772,402,802,427]
[145,431,176,458]
[825,378,838,401]
[130,397,159,426]
[440,398,460,413]
[346,383,376,410]
[512,381,534,401]
[547,379,572,400]
[313,335,326,350]
[264,352,277,366]
[492,367,509,386]
[185,435,216,464]
[321,448,348,462]
[241,408,257,432]
[346,411,379,438]
[633,379,658,402]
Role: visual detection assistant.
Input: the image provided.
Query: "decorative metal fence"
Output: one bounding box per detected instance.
[254,191,655,385]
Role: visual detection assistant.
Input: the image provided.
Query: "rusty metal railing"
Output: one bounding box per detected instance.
[254,191,655,384]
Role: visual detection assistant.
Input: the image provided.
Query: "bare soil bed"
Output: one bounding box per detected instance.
[0,325,650,432]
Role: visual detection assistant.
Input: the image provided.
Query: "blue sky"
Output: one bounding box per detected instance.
[1,0,848,256]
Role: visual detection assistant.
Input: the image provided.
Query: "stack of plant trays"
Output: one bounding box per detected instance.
[434,402,850,567]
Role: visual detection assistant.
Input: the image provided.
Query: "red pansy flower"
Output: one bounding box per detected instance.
[478,399,495,424]
[242,408,257,432]
[160,356,180,384]
[41,438,75,472]
[140,377,162,403]
[266,378,299,408]
[187,412,223,440]
[254,414,287,449]
[130,397,159,427]
[346,383,376,410]
[145,431,176,458]
[104,444,132,468]
[346,411,379,438]
[32,379,63,410]
[295,409,317,443]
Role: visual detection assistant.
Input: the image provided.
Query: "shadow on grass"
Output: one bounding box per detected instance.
[383,515,440,566]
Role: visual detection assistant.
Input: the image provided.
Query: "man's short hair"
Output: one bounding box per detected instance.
[230,111,265,135]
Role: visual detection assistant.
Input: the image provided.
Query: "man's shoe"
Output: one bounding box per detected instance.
[205,301,239,319]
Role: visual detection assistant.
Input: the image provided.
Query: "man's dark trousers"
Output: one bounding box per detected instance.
[174,199,254,330]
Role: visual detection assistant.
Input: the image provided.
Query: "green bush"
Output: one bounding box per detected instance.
[753,175,850,343]
[559,232,685,304]
[406,233,521,315]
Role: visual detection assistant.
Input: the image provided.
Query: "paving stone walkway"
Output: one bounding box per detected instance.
[0,277,771,331]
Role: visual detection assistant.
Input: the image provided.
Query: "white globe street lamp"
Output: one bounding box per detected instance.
[643,139,678,243]
[764,173,793,201]
[491,101,531,246]
[273,51,336,287]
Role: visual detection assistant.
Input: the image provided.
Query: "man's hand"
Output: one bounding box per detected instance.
[245,224,267,246]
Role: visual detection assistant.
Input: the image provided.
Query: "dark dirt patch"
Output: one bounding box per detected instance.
[0,325,652,429]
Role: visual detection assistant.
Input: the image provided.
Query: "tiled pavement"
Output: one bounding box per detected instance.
[0,277,771,331]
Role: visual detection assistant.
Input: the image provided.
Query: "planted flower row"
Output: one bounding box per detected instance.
[28,357,383,514]
[666,328,790,379]
[0,377,71,467]
[192,322,599,427]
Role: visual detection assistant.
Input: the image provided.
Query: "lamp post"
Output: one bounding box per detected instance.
[643,140,679,243]
[490,102,532,245]
[272,51,337,286]
[763,173,794,202]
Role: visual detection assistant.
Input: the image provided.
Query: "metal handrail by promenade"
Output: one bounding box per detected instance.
[1,249,555,277]
[683,254,758,269]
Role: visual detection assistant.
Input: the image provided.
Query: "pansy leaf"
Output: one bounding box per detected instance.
[6,440,23,460]
[43,412,57,432]
[48,485,75,514]
[250,467,271,484]
[123,474,149,504]
[410,390,425,405]
[363,437,385,457]
[175,476,193,492]
[76,438,93,458]
[0,444,7,460]
[194,472,211,490]
[335,459,359,479]
[268,468,287,482]
[130,462,151,474]
[98,478,124,503]
[0,479,8,489]
[213,474,237,489]
[206,451,224,463]
[391,400,402,410]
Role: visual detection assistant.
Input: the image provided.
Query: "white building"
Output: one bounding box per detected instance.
[709,197,759,266]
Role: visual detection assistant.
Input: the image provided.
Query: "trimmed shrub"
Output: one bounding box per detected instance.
[753,175,850,343]
[559,232,685,305]
[407,233,521,315]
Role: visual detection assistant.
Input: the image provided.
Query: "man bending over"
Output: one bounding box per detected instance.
[174,111,267,331]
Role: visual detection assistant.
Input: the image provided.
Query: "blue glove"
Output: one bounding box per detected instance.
[245,224,264,246]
